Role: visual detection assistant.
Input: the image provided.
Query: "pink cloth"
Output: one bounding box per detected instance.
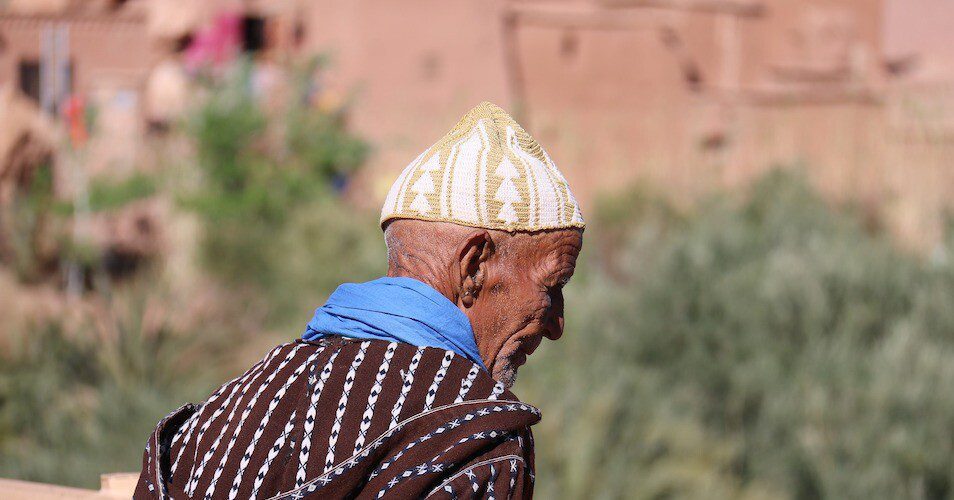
[183,13,242,72]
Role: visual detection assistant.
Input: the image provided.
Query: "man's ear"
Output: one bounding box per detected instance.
[457,230,494,307]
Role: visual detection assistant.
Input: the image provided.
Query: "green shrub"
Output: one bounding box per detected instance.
[87,173,157,213]
[0,163,62,283]
[183,60,373,299]
[0,281,251,488]
[268,197,385,324]
[517,170,954,499]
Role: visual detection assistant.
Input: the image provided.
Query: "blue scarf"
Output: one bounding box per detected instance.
[302,277,486,370]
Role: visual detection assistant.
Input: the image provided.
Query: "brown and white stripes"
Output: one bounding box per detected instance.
[136,337,538,499]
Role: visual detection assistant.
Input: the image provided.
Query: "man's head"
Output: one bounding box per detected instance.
[384,219,582,386]
[379,101,585,387]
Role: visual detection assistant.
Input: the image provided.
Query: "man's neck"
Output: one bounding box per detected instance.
[387,260,458,304]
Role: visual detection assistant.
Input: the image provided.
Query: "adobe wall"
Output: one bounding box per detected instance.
[0,14,159,101]
[503,0,884,193]
[1,0,949,243]
[301,0,512,204]
[296,0,899,221]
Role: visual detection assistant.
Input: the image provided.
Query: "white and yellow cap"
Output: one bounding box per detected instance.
[380,102,584,233]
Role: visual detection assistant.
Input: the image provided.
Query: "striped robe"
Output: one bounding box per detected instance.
[135,337,537,499]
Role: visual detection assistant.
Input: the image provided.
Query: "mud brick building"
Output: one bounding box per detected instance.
[0,0,951,242]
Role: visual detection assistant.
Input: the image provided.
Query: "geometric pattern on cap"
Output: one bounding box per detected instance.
[380,101,585,232]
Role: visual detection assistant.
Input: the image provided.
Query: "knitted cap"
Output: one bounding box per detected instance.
[380,102,585,233]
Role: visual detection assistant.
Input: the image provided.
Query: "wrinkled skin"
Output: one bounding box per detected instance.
[384,219,583,387]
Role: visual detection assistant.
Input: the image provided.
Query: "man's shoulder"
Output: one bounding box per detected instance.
[296,337,528,406]
[203,337,532,412]
[228,337,536,423]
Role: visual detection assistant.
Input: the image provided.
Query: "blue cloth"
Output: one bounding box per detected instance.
[302,277,486,370]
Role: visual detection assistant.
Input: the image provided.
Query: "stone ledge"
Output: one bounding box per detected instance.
[0,473,138,499]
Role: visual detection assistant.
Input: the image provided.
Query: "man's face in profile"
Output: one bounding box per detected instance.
[468,229,583,387]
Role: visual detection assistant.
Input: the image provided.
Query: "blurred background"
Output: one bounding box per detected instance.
[0,0,953,498]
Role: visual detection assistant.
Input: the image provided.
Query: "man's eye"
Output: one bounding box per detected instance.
[545,275,570,293]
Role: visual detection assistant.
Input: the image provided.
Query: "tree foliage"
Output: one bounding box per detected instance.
[184,61,374,298]
[518,171,954,499]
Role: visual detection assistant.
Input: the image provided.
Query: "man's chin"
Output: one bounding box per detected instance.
[492,361,519,389]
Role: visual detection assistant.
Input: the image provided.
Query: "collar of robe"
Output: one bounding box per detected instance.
[302,276,487,370]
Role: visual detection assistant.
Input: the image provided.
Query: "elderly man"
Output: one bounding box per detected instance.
[136,102,584,499]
